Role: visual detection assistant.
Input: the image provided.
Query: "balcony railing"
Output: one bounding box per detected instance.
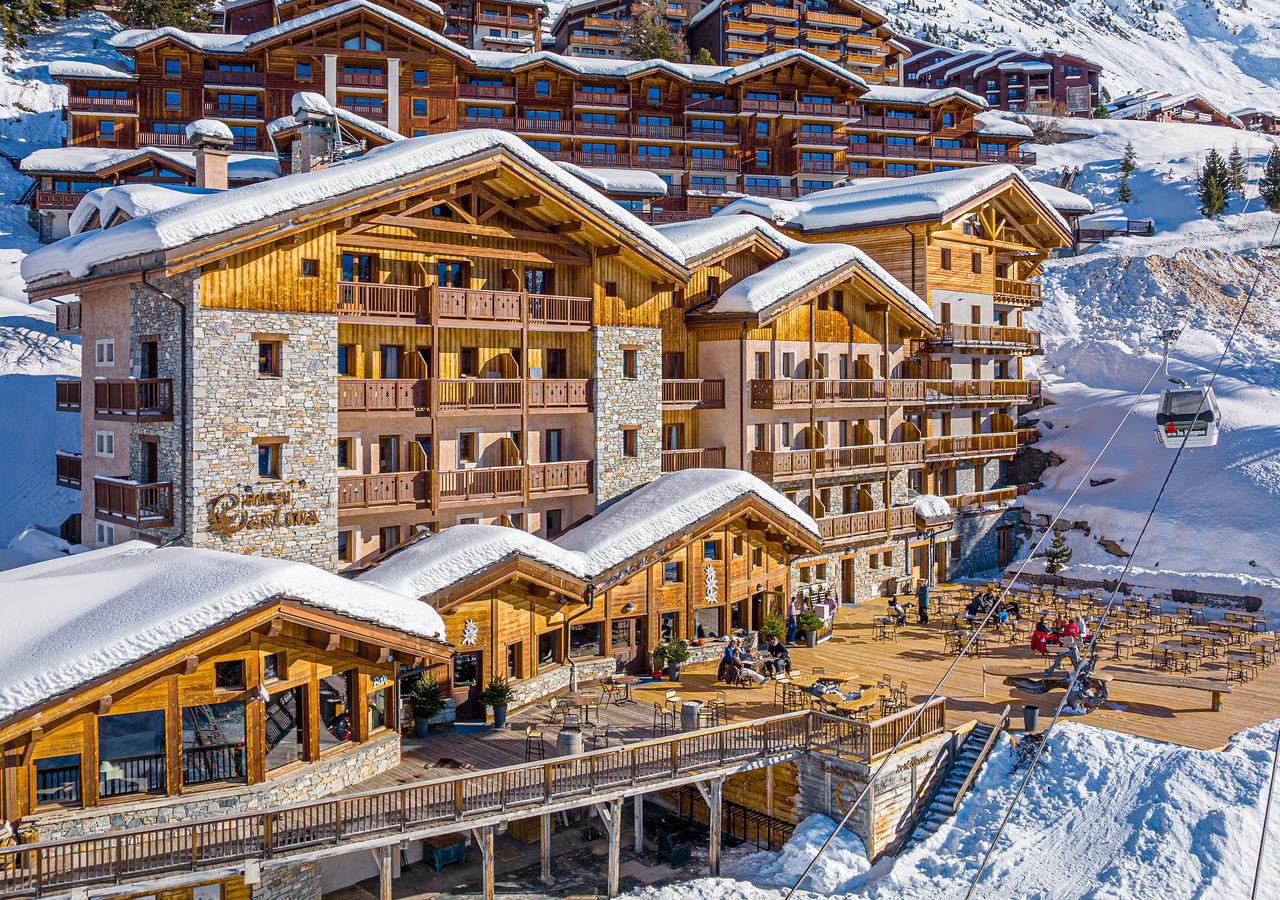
[943,484,1033,513]
[137,132,194,150]
[818,505,916,544]
[337,379,428,413]
[750,379,887,408]
[749,442,924,480]
[661,447,726,472]
[861,114,931,132]
[685,98,738,114]
[804,10,861,28]
[337,71,387,88]
[661,379,725,409]
[55,451,81,490]
[437,466,523,503]
[573,90,630,108]
[994,278,1042,306]
[528,379,593,410]
[688,155,740,172]
[933,323,1042,353]
[527,460,592,495]
[792,129,846,147]
[743,3,800,19]
[337,282,427,320]
[204,69,264,86]
[94,378,173,421]
[458,84,516,100]
[55,379,80,412]
[68,96,135,113]
[94,477,174,528]
[892,379,1041,404]
[55,301,81,335]
[433,287,593,328]
[436,378,591,412]
[34,190,87,210]
[923,429,1036,461]
[338,471,429,509]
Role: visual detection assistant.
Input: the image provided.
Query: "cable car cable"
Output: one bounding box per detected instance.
[1252,723,1280,900]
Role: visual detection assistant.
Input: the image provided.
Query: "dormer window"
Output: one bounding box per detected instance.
[342,34,383,51]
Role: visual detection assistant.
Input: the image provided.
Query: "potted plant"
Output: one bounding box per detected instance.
[406,674,444,738]
[758,614,786,645]
[479,675,515,729]
[796,611,824,648]
[660,639,691,681]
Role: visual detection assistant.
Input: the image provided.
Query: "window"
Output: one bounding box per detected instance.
[257,340,282,377]
[412,98,427,117]
[942,112,955,127]
[458,431,477,465]
[96,521,115,546]
[264,686,305,771]
[621,426,638,458]
[214,660,245,690]
[35,755,81,807]
[545,508,563,538]
[755,120,769,138]
[535,79,550,97]
[756,149,769,165]
[337,530,353,562]
[336,437,355,470]
[98,120,116,139]
[604,281,618,297]
[569,622,602,659]
[437,260,467,288]
[337,344,353,376]
[98,710,166,798]
[545,428,563,462]
[182,699,246,786]
[940,247,952,270]
[707,275,720,298]
[341,252,376,283]
[972,251,982,274]
[663,561,683,583]
[647,86,661,102]
[296,61,312,80]
[621,347,638,379]
[754,423,766,451]
[164,90,180,110]
[318,670,354,749]
[459,346,477,377]
[413,68,428,86]
[263,652,282,681]
[301,258,318,278]
[341,34,382,51]
[94,430,114,458]
[379,525,399,553]
[95,338,114,366]
[703,540,721,560]
[536,632,559,668]
[453,652,480,687]
[164,58,181,78]
[257,441,281,480]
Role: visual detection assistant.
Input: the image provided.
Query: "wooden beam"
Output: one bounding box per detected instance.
[633,794,644,854]
[511,196,542,210]
[182,656,199,676]
[19,728,42,766]
[594,245,622,258]
[267,620,283,638]
[378,844,393,900]
[336,234,587,266]
[552,221,584,234]
[325,633,341,652]
[97,695,112,715]
[473,825,494,900]
[540,813,553,884]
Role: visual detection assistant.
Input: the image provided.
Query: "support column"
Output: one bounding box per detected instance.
[633,793,644,854]
[540,813,553,884]
[695,777,724,877]
[592,798,622,898]
[323,54,338,106]
[378,844,393,900]
[472,826,494,900]
[386,56,400,134]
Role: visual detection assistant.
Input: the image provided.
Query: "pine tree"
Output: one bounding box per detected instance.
[1118,140,1136,204]
[1197,149,1230,218]
[1259,148,1280,212]
[1227,144,1247,196]
[622,0,688,62]
[691,46,715,65]
[0,0,96,48]
[1043,525,1072,595]
[119,0,214,32]
[1093,101,1109,119]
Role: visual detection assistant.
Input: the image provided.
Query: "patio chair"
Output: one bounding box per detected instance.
[586,723,611,750]
[524,725,546,762]
[710,691,730,726]
[546,697,566,725]
[652,701,676,737]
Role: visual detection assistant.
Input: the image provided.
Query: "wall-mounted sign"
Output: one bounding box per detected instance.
[371,674,392,690]
[208,481,319,536]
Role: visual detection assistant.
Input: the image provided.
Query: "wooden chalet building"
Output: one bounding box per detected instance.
[551,0,708,58]
[1233,107,1280,133]
[903,44,1101,117]
[687,0,907,84]
[1106,91,1242,128]
[36,0,1035,229]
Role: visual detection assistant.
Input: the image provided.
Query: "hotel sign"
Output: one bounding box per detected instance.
[208,482,320,536]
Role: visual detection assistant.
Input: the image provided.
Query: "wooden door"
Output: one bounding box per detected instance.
[841,557,856,604]
[910,544,930,584]
[997,526,1014,568]
[610,618,645,674]
[452,652,483,720]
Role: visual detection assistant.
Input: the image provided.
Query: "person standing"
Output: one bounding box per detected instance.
[785,596,798,645]
[916,580,930,625]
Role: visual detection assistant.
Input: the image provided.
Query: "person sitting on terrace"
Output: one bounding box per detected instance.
[763,636,791,676]
[887,597,908,627]
[809,680,862,703]
[735,644,767,685]
[1031,620,1051,656]
[717,638,739,683]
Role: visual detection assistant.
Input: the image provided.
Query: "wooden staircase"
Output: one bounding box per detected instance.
[906,706,1010,847]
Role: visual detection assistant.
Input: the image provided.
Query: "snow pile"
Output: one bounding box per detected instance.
[912,494,952,520]
[69,184,219,235]
[0,542,447,721]
[730,815,870,894]
[555,163,669,197]
[0,526,79,572]
[292,90,333,117]
[184,118,234,143]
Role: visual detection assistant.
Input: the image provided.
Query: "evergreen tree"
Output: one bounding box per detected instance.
[1093,101,1109,119]
[119,0,213,32]
[1197,149,1230,218]
[1227,143,1247,196]
[1259,147,1280,212]
[622,0,688,62]
[1118,140,1136,204]
[690,46,715,65]
[0,0,96,48]
[1043,525,1073,595]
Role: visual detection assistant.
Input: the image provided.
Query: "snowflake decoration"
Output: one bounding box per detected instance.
[704,563,719,605]
[461,619,479,646]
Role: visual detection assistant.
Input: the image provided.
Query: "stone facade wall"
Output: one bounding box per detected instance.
[510,657,619,709]
[592,325,662,505]
[949,507,1018,580]
[31,733,399,842]
[255,862,321,900]
[188,306,339,569]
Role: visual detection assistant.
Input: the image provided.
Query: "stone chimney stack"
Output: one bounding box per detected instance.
[186,119,234,190]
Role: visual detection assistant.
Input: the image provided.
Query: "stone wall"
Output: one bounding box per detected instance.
[949,506,1018,580]
[30,732,399,842]
[255,862,320,900]
[510,657,620,710]
[592,325,662,505]
[187,306,339,569]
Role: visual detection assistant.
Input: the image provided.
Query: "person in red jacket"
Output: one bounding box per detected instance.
[1062,618,1081,639]
[1031,620,1051,656]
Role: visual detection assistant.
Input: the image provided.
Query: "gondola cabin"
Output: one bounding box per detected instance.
[1155,386,1220,449]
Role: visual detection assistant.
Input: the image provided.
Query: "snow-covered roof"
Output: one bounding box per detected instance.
[916,48,986,79]
[292,91,333,117]
[23,129,685,284]
[185,118,234,143]
[267,97,406,146]
[1030,181,1094,215]
[688,0,721,29]
[655,215,788,263]
[998,61,1054,73]
[361,469,819,599]
[69,184,220,235]
[19,146,278,182]
[974,111,1033,138]
[45,60,136,82]
[555,162,668,196]
[860,84,987,109]
[715,164,1071,238]
[0,543,447,723]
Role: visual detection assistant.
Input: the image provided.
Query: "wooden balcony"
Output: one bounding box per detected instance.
[570,32,624,47]
[336,282,427,321]
[204,69,265,86]
[685,99,738,115]
[688,155,740,172]
[804,10,861,28]
[432,287,593,329]
[861,114,931,132]
[743,3,800,20]
[943,484,1033,514]
[436,461,591,504]
[55,451,81,490]
[792,129,846,147]
[68,96,135,114]
[994,278,1042,306]
[726,38,768,54]
[527,460,592,495]
[798,158,841,174]
[94,379,173,421]
[338,471,428,509]
[661,379,725,409]
[94,477,173,529]
[55,301,81,336]
[458,84,515,101]
[923,429,1037,461]
[527,379,592,411]
[749,442,924,480]
[461,114,516,130]
[818,505,916,545]
[583,15,624,29]
[661,447,726,472]
[573,90,630,108]
[203,102,262,119]
[34,190,87,210]
[725,17,768,34]
[892,379,1041,404]
[437,378,592,412]
[933,323,1042,354]
[750,379,887,408]
[337,71,387,88]
[55,379,80,412]
[338,379,428,413]
[137,132,194,150]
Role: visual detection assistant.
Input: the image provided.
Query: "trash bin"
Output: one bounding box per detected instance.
[1023,704,1039,732]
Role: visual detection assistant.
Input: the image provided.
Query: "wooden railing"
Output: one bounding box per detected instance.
[993,278,1042,306]
[337,379,427,413]
[661,379,725,408]
[743,2,800,19]
[891,379,1041,404]
[818,505,917,544]
[750,379,887,407]
[436,466,524,503]
[137,132,194,150]
[337,70,387,88]
[203,101,262,118]
[94,379,173,421]
[336,282,426,320]
[338,472,428,509]
[0,705,949,898]
[860,113,931,132]
[55,301,81,335]
[924,430,1035,460]
[437,378,523,411]
[54,379,80,412]
[93,477,173,528]
[951,705,1009,813]
[935,323,1042,353]
[68,95,135,113]
[528,379,592,410]
[942,484,1034,513]
[204,69,264,86]
[55,451,81,490]
[804,9,861,27]
[432,287,593,328]
[750,442,924,479]
[527,460,592,495]
[458,84,515,100]
[573,90,630,107]
[661,447,726,472]
[34,190,86,210]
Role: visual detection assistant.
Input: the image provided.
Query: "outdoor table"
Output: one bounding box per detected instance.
[872,616,894,641]
[1155,641,1202,672]
[611,675,642,704]
[1182,629,1231,657]
[1252,637,1278,665]
[567,691,599,726]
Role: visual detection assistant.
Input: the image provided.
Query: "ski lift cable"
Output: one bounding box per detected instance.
[964,213,1280,899]
[1253,724,1280,900]
[782,341,1177,899]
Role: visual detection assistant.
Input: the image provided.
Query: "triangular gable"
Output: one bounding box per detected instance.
[97,148,195,180]
[244,0,468,59]
[936,173,1073,248]
[726,50,867,94]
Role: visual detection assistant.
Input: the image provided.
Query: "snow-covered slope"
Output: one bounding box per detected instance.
[625,720,1280,899]
[875,0,1280,112]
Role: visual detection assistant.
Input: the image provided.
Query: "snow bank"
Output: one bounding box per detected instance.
[912,494,952,519]
[0,542,446,721]
[44,60,134,81]
[555,162,668,197]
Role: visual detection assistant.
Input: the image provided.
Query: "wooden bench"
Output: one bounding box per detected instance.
[1106,671,1233,712]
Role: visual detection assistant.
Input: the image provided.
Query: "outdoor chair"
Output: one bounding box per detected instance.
[586,723,611,750]
[524,725,546,762]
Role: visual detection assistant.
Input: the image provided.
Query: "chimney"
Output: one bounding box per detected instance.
[186,119,234,190]
[295,122,332,174]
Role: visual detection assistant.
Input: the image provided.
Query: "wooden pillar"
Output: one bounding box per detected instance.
[808,298,818,518]
[594,799,623,898]
[633,793,644,854]
[378,844,393,900]
[164,675,181,797]
[540,813,553,884]
[696,777,724,877]
[473,825,494,900]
